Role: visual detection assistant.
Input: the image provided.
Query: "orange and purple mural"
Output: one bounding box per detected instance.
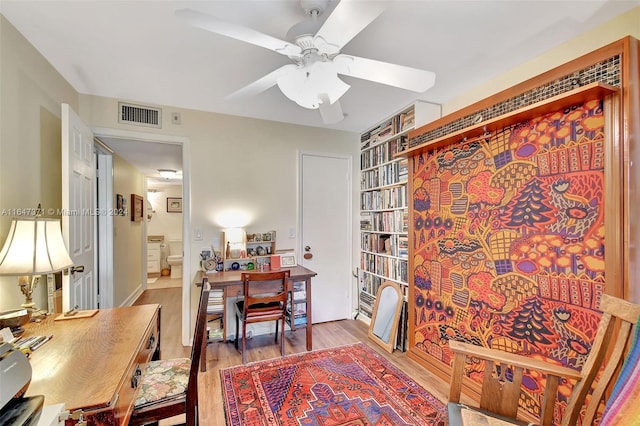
[411,99,605,419]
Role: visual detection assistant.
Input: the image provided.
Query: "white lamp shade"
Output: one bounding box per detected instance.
[0,218,74,275]
[277,62,349,109]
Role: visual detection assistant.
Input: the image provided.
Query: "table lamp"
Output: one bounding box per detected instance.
[0,217,74,316]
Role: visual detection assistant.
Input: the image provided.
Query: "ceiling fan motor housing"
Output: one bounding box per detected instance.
[300,0,329,16]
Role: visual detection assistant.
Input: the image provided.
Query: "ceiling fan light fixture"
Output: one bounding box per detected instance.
[277,62,349,109]
[158,169,177,179]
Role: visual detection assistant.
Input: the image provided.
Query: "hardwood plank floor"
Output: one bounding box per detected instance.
[134,287,452,425]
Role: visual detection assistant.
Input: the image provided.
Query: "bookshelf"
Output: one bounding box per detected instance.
[286,281,307,330]
[359,101,440,351]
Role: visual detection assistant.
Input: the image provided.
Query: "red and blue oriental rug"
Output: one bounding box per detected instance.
[220,342,447,425]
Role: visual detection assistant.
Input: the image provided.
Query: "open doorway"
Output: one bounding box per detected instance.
[146,176,183,289]
[92,127,193,346]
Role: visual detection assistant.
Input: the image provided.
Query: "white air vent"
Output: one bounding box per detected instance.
[118,102,162,128]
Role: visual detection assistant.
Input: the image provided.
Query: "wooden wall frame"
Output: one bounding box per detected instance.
[403,36,639,421]
[166,197,182,213]
[131,194,143,222]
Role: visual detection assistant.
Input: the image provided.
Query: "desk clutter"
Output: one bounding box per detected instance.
[12,334,53,352]
[0,327,52,353]
[54,308,98,321]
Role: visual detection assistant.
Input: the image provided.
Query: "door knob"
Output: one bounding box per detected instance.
[303,246,312,259]
[70,265,85,275]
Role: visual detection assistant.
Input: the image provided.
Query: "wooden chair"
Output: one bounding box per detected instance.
[129,280,210,426]
[448,293,640,426]
[234,270,290,364]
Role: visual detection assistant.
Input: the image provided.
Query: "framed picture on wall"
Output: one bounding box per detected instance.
[131,194,143,222]
[115,193,125,216]
[167,197,182,213]
[280,252,296,267]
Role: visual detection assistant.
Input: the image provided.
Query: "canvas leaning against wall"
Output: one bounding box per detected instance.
[411,99,605,419]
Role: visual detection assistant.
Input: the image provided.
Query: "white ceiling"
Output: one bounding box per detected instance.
[2,0,638,177]
[99,136,183,186]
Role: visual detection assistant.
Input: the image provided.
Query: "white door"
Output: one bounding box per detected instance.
[61,104,96,312]
[300,152,352,323]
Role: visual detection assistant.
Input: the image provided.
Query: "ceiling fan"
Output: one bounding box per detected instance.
[175,0,436,124]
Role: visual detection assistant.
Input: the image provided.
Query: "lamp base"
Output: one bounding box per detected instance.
[28,308,47,321]
[18,275,40,313]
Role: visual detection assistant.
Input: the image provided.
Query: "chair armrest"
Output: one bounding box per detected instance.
[449,340,582,380]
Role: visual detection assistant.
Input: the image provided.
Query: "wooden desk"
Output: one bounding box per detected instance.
[197,265,317,351]
[23,304,161,426]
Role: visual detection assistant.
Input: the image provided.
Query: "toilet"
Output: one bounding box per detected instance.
[166,240,183,279]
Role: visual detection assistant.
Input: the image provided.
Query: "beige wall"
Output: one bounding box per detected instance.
[0,16,78,310]
[444,7,640,114]
[112,154,145,306]
[147,184,183,246]
[83,95,360,299]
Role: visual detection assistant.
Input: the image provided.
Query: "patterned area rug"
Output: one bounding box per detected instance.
[220,342,447,425]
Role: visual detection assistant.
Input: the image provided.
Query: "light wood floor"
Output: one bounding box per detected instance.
[147,275,183,289]
[134,287,452,425]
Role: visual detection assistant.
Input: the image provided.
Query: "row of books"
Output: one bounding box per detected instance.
[360,159,408,190]
[360,186,407,210]
[360,109,415,149]
[360,255,408,283]
[287,303,307,316]
[286,281,307,327]
[398,236,409,258]
[360,118,393,148]
[360,136,408,170]
[361,234,408,258]
[360,214,373,231]
[364,210,408,233]
[399,110,415,132]
[286,315,308,327]
[362,233,391,254]
[207,288,224,314]
[291,289,306,302]
[286,305,307,327]
[358,290,375,317]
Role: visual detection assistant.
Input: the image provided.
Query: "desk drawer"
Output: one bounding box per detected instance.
[113,306,160,425]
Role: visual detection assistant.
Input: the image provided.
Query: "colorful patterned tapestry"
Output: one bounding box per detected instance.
[411,99,606,420]
[220,343,447,425]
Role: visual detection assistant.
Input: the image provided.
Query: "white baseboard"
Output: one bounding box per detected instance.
[121,284,143,307]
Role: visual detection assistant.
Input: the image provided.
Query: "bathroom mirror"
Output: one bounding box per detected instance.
[368,281,404,353]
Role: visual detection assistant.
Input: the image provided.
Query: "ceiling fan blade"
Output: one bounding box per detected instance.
[314,0,389,53]
[335,55,436,93]
[225,64,299,101]
[318,95,344,124]
[175,8,302,58]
